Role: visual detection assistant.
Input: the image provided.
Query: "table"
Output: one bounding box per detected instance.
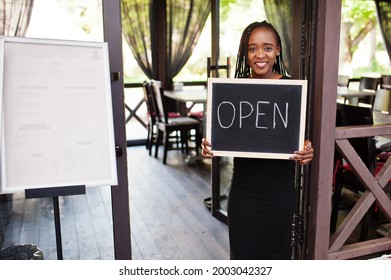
[164,88,207,103]
[164,87,207,164]
[164,87,207,115]
[164,87,207,132]
[337,87,376,105]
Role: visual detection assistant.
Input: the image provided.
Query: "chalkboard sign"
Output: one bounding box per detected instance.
[206,78,307,159]
[0,36,117,194]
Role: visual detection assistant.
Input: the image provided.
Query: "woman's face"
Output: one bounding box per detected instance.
[247,27,281,79]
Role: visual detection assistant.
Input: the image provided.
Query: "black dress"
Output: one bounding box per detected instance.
[227,157,296,260]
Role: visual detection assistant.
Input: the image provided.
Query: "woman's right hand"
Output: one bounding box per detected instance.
[201,138,214,158]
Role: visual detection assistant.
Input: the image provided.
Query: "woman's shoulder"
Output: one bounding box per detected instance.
[279,75,291,80]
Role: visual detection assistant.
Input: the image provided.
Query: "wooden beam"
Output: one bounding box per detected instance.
[155,0,167,87]
[328,236,391,259]
[291,0,302,79]
[102,0,132,260]
[330,136,391,252]
[335,124,391,139]
[210,0,220,76]
[306,0,342,259]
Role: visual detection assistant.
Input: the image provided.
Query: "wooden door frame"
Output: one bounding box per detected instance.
[304,0,391,259]
[101,0,391,260]
[102,0,132,260]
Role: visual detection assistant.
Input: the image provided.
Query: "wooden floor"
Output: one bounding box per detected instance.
[0,145,230,260]
[1,145,389,260]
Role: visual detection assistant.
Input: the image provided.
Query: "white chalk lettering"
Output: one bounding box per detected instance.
[239,101,253,128]
[217,101,235,128]
[216,100,289,129]
[273,103,288,128]
[256,101,270,129]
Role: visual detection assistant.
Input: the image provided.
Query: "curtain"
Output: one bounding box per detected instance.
[375,0,391,61]
[166,0,210,81]
[263,0,292,73]
[0,0,34,36]
[121,0,210,81]
[121,0,155,79]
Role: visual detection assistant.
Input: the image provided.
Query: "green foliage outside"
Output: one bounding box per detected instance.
[340,0,389,77]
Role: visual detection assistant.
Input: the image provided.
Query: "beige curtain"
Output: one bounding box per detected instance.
[263,0,292,73]
[121,0,210,83]
[0,0,34,36]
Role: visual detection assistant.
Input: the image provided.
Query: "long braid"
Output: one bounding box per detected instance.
[234,21,287,78]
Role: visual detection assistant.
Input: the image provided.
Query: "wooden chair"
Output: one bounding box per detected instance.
[142,81,158,156]
[358,76,379,106]
[373,88,391,113]
[143,81,184,156]
[207,57,231,78]
[151,79,202,164]
[338,75,350,87]
[331,103,391,240]
[380,75,391,89]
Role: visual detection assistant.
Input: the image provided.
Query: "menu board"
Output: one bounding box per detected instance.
[0,37,117,193]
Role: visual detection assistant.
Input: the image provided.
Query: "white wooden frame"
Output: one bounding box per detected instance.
[0,37,117,193]
[206,78,308,159]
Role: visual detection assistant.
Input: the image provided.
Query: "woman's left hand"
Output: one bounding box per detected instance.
[290,140,314,166]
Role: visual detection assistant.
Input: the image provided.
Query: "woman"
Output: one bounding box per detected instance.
[201,21,314,260]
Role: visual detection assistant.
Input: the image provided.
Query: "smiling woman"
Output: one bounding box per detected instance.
[201,20,313,260]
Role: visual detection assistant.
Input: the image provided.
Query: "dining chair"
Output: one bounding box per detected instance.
[142,81,158,156]
[143,80,184,156]
[207,57,231,78]
[358,76,380,106]
[203,58,231,124]
[151,79,202,164]
[337,75,350,104]
[338,75,350,87]
[372,88,391,113]
[331,103,391,240]
[380,75,391,89]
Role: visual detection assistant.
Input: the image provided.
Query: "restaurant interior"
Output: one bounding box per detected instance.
[1,0,391,260]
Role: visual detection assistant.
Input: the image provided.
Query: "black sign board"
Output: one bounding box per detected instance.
[206,78,307,159]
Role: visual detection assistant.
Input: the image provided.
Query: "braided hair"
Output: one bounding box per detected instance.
[234,21,287,78]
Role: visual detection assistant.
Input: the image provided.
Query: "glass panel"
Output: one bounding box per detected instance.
[26,0,104,42]
[219,0,266,77]
[124,87,148,142]
[218,157,233,214]
[210,0,265,221]
[174,14,211,82]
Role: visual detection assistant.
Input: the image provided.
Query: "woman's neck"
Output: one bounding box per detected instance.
[250,72,283,79]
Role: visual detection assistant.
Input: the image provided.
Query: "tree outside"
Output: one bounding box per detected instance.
[340,0,390,77]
